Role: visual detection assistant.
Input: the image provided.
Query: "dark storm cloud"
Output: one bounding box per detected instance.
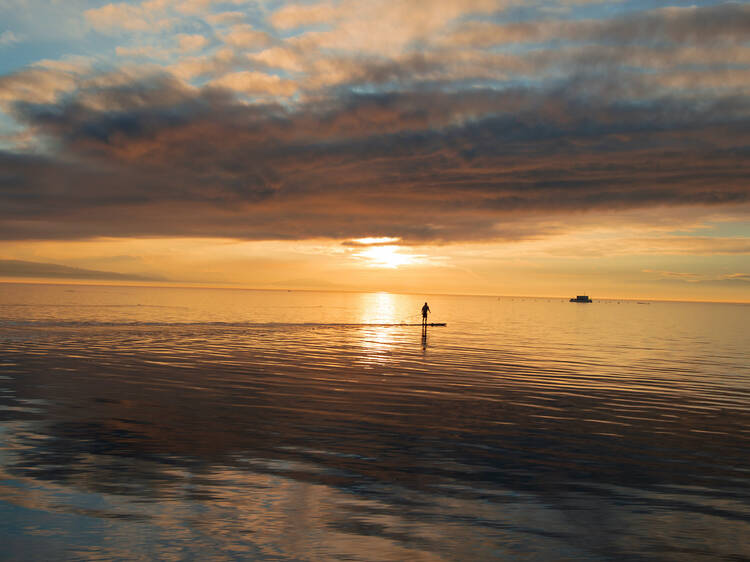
[1,68,749,242]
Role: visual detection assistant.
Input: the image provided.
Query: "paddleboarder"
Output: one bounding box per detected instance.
[421,302,430,326]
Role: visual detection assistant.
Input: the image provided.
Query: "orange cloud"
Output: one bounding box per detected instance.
[211,71,297,97]
[85,2,173,32]
[177,33,209,53]
[222,24,274,50]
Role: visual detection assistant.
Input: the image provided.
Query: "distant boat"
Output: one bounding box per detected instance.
[570,295,592,303]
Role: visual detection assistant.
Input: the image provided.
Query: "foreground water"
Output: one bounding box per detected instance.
[0,283,748,560]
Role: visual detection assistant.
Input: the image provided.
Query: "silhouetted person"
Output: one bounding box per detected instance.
[421,302,430,326]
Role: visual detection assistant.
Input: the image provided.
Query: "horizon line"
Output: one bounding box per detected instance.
[1,278,748,305]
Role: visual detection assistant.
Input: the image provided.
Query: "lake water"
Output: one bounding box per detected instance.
[1,283,748,560]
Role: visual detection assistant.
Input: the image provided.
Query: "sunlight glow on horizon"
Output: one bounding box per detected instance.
[0,232,748,301]
[354,245,423,269]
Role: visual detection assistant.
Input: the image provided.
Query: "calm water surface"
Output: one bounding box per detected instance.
[0,283,748,560]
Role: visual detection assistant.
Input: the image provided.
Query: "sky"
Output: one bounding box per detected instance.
[0,0,748,300]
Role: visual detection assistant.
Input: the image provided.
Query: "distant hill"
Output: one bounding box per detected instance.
[0,260,164,282]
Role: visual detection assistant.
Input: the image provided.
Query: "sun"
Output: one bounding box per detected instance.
[357,245,416,268]
[349,237,427,268]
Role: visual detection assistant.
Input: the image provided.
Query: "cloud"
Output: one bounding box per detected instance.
[169,48,246,80]
[719,273,750,282]
[0,30,21,46]
[440,3,750,48]
[70,1,750,101]
[177,33,209,53]
[1,68,749,243]
[252,46,306,73]
[643,269,750,285]
[642,269,702,281]
[116,45,171,59]
[0,60,90,108]
[485,226,750,259]
[85,1,173,32]
[1,1,749,247]
[86,4,153,32]
[269,0,500,56]
[173,0,250,16]
[206,11,246,26]
[271,1,339,30]
[0,259,164,281]
[211,71,297,97]
[229,2,750,104]
[632,237,750,256]
[222,24,274,50]
[84,0,254,34]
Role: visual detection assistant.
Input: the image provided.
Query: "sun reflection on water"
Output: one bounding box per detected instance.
[358,292,399,325]
[357,292,399,364]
